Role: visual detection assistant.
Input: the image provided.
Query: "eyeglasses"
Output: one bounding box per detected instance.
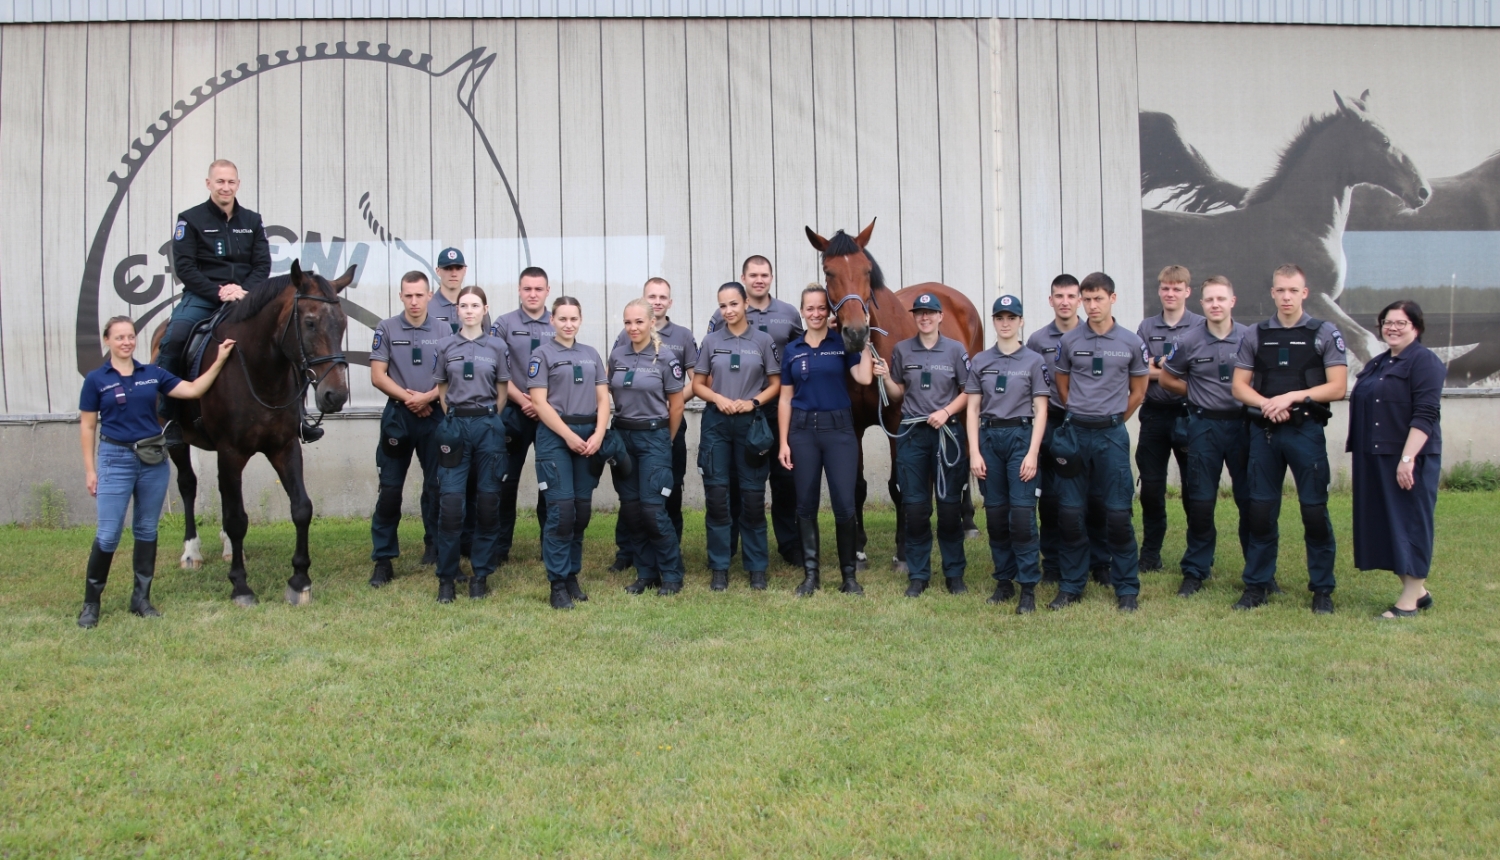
[1381,320,1412,330]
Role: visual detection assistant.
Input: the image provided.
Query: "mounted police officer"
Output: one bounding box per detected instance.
[159,159,272,447]
[491,267,555,565]
[1232,264,1348,614]
[367,271,449,587]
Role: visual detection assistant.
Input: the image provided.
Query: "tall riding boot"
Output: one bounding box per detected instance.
[129,540,162,618]
[836,517,863,595]
[78,542,114,628]
[794,516,821,596]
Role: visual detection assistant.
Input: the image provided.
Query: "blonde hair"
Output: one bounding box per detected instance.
[622,297,662,363]
[1158,265,1191,285]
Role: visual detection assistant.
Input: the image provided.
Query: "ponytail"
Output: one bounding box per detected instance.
[622,297,663,363]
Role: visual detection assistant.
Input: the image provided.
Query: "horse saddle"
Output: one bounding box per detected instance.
[184,304,233,380]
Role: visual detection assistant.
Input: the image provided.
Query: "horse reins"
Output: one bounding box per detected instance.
[232,290,348,422]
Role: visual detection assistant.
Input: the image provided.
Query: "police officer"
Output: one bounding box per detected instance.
[708,256,804,566]
[160,159,271,447]
[1051,272,1149,612]
[491,267,555,564]
[1135,266,1203,572]
[695,282,783,591]
[1159,276,1252,598]
[777,285,874,597]
[609,277,698,571]
[874,292,971,598]
[1232,264,1348,613]
[431,287,510,603]
[610,297,688,596]
[367,271,449,586]
[429,248,489,562]
[528,297,630,610]
[966,295,1050,614]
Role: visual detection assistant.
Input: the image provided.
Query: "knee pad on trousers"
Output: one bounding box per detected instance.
[936,502,964,542]
[1105,509,1133,551]
[904,504,932,542]
[1139,480,1167,510]
[1248,500,1278,539]
[1185,499,1216,538]
[574,499,593,534]
[704,486,731,526]
[739,489,767,525]
[1058,505,1087,546]
[552,499,577,542]
[642,504,670,541]
[1008,505,1037,544]
[475,492,500,531]
[439,493,464,534]
[985,505,1011,543]
[1300,503,1331,542]
[374,485,402,522]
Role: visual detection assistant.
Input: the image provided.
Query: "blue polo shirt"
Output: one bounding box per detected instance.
[780,334,859,412]
[80,360,182,442]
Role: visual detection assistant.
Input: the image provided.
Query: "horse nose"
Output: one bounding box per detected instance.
[321,388,347,413]
[1417,184,1431,202]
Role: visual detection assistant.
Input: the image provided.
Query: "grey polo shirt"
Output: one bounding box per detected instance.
[1164,321,1252,412]
[1234,313,1349,371]
[1137,310,1204,405]
[1055,320,1149,418]
[889,334,971,419]
[1025,321,1075,411]
[609,342,685,422]
[433,333,511,411]
[491,307,556,385]
[708,297,804,350]
[527,339,607,418]
[429,290,490,336]
[695,326,780,402]
[369,312,448,394]
[614,317,699,370]
[965,344,1050,421]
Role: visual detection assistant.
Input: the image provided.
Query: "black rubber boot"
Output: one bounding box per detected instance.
[710,570,729,592]
[78,542,113,629]
[794,516,820,597]
[550,580,574,610]
[370,558,394,588]
[835,517,863,595]
[129,541,161,618]
[565,574,588,602]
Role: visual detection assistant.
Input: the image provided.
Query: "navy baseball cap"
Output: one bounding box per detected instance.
[992,295,1023,316]
[437,247,466,268]
[911,293,943,313]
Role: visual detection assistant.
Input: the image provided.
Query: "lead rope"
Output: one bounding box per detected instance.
[867,339,962,499]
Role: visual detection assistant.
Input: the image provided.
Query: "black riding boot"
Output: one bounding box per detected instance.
[794,517,820,596]
[129,540,161,618]
[78,542,114,628]
[835,517,863,595]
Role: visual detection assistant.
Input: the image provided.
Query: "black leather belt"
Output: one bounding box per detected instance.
[982,417,1032,428]
[99,434,136,448]
[559,414,599,425]
[613,417,668,431]
[1193,406,1246,421]
[1141,401,1188,416]
[1068,413,1123,429]
[451,406,495,417]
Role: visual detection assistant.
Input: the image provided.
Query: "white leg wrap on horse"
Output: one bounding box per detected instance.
[181,537,203,569]
[220,530,232,561]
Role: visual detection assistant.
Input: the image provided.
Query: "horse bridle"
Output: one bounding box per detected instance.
[233,290,348,415]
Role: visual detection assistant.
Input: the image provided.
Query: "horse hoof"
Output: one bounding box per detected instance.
[232,593,258,608]
[180,558,204,570]
[965,528,982,540]
[892,560,909,576]
[180,538,204,569]
[285,586,313,606]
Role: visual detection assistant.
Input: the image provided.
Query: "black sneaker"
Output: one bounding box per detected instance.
[1139,554,1163,573]
[710,570,729,592]
[1312,591,1335,615]
[1232,586,1268,611]
[1048,591,1082,611]
[420,543,438,566]
[369,559,394,588]
[945,577,968,595]
[987,581,1016,604]
[1016,587,1036,615]
[904,579,928,598]
[469,576,489,599]
[1117,594,1138,613]
[1176,576,1204,598]
[437,580,456,604]
[1091,566,1112,586]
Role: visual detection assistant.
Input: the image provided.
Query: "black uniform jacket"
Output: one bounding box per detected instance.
[172,198,272,302]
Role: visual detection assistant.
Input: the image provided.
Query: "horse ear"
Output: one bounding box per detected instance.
[855,218,876,249]
[329,265,356,293]
[1334,89,1369,115]
[290,259,307,294]
[805,226,830,252]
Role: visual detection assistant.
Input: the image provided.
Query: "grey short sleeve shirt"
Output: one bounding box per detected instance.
[694,327,780,402]
[708,297,804,350]
[1234,314,1350,371]
[890,334,971,418]
[491,307,556,384]
[609,343,685,422]
[614,318,699,370]
[370,313,449,393]
[965,344,1050,420]
[1055,321,1149,418]
[1137,310,1204,404]
[433,333,511,410]
[1164,322,1251,412]
[1025,322,1070,410]
[527,339,607,417]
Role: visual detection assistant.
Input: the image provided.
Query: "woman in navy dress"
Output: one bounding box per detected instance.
[1347,300,1444,619]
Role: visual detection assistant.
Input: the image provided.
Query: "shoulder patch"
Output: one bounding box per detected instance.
[1331,330,1346,354]
[174,220,186,241]
[527,356,542,378]
[371,330,383,351]
[488,323,500,337]
[670,360,684,380]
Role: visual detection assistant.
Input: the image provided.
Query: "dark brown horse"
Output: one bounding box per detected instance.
[151,261,354,606]
[806,220,984,573]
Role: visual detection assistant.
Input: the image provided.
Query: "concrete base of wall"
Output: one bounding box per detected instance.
[5,396,1496,527]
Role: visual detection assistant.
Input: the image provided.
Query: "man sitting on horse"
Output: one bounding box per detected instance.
[157,159,276,446]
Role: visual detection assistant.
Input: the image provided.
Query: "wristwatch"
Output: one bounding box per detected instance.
[1401,455,1413,464]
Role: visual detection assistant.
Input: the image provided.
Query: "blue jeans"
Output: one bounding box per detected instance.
[978,423,1042,585]
[435,413,507,582]
[94,442,172,551]
[1179,412,1251,581]
[1244,420,1336,592]
[1055,419,1140,596]
[535,421,626,581]
[615,426,684,584]
[698,407,771,573]
[895,421,969,583]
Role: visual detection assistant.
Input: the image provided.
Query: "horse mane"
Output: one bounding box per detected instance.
[1138,110,1248,213]
[222,272,333,324]
[1244,110,1348,207]
[823,230,888,293]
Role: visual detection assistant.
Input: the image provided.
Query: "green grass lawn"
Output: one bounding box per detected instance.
[2,494,1497,858]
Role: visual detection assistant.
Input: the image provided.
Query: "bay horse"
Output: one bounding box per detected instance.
[806,220,984,574]
[1141,90,1430,364]
[150,261,354,606]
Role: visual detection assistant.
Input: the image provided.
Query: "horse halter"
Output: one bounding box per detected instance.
[234,289,349,413]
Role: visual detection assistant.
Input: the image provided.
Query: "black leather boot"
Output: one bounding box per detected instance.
[369,558,394,588]
[565,574,588,602]
[1016,584,1037,614]
[835,517,863,595]
[129,540,161,618]
[748,570,768,591]
[710,570,729,592]
[550,580,574,610]
[78,542,113,629]
[625,574,661,595]
[469,576,489,599]
[794,516,820,597]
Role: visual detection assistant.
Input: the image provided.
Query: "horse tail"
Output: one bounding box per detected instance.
[1139,110,1249,213]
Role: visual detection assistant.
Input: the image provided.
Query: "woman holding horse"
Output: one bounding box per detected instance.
[777,285,873,596]
[77,316,235,628]
[694,282,782,591]
[432,286,511,604]
[529,297,631,610]
[609,298,688,597]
